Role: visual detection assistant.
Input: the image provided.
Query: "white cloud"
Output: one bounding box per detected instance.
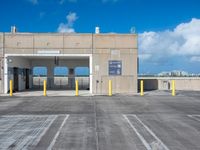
[57,23,75,33]
[28,0,38,5]
[130,26,136,33]
[190,56,200,62]
[66,12,78,25]
[138,18,200,63]
[57,12,78,33]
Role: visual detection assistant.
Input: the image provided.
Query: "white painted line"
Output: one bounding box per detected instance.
[133,115,170,150]
[188,114,200,117]
[123,114,170,150]
[123,115,151,150]
[188,115,200,122]
[0,115,58,149]
[47,114,69,150]
[31,115,58,146]
[1,115,57,118]
[30,115,58,145]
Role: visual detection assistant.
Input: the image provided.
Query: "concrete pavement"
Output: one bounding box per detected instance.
[0,91,200,149]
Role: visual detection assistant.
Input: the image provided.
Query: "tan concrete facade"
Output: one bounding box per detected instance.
[0,33,138,95]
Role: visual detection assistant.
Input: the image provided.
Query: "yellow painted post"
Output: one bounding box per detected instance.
[10,80,13,96]
[172,80,175,96]
[43,80,47,96]
[75,80,79,96]
[140,80,144,96]
[109,80,112,96]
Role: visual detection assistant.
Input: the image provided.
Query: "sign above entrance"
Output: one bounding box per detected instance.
[109,60,122,75]
[37,50,60,54]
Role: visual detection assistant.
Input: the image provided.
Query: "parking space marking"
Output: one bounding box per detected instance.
[47,114,69,150]
[187,115,200,122]
[123,114,170,150]
[123,115,151,150]
[0,114,68,150]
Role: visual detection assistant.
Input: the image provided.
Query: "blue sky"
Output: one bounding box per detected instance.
[1,0,200,74]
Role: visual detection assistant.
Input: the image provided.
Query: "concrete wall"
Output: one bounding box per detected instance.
[138,77,200,91]
[31,58,89,69]
[4,33,137,53]
[158,79,200,91]
[92,49,137,94]
[92,34,138,94]
[4,34,93,54]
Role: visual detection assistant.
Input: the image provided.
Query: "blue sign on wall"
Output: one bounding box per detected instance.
[109,60,122,75]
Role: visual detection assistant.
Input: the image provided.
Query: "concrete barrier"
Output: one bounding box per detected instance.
[138,77,200,91]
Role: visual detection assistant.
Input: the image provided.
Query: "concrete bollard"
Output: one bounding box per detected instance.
[43,80,47,96]
[75,80,79,96]
[109,80,112,96]
[140,80,144,96]
[172,80,175,96]
[10,80,13,96]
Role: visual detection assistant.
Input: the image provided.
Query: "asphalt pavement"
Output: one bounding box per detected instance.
[0,91,200,150]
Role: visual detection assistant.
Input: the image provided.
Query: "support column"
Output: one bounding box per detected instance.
[68,68,75,89]
[47,65,54,89]
[4,57,8,93]
[89,55,93,94]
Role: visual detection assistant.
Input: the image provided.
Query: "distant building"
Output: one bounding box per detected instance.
[158,70,189,77]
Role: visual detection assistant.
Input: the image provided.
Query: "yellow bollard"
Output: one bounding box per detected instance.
[140,80,144,96]
[10,80,13,96]
[172,80,175,96]
[109,80,112,96]
[43,80,47,96]
[75,80,79,96]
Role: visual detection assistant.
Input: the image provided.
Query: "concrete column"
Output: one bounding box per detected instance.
[47,65,54,89]
[68,68,75,89]
[4,57,8,93]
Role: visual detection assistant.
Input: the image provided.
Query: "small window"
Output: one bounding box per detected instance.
[75,67,89,77]
[54,67,68,77]
[33,67,47,77]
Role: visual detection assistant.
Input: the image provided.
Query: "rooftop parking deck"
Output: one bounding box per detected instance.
[0,91,200,149]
